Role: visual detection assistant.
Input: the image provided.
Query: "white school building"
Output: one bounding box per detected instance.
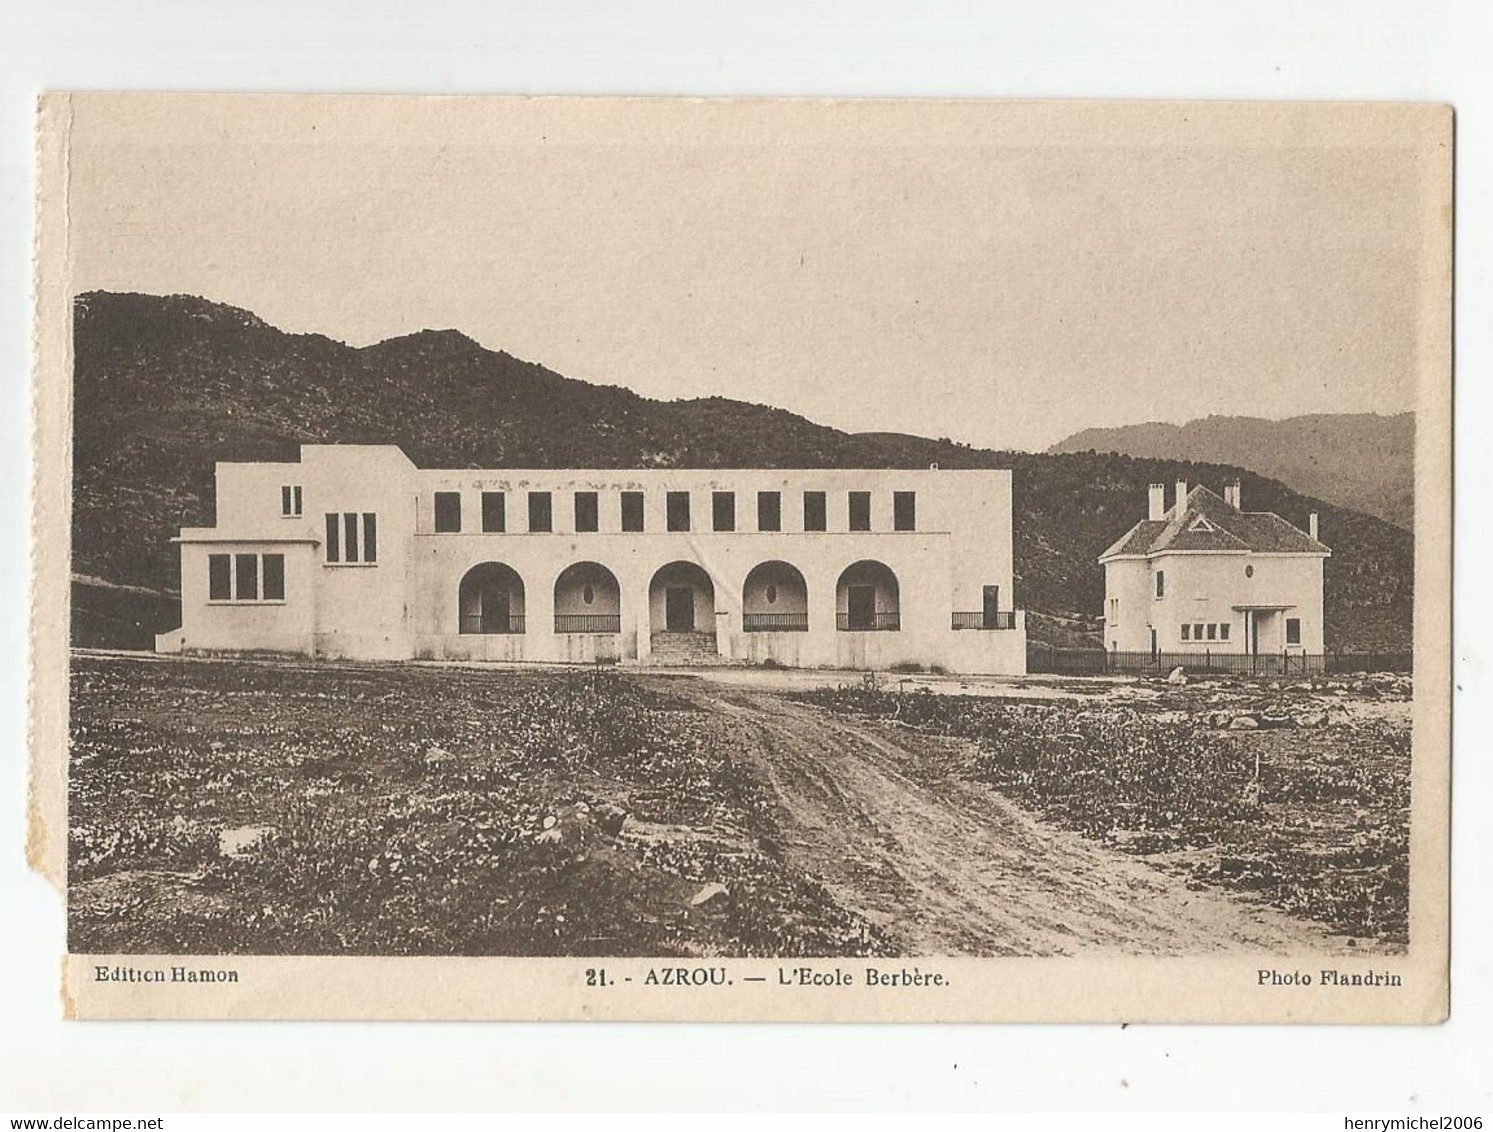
[156,444,1028,674]
[1098,479,1330,658]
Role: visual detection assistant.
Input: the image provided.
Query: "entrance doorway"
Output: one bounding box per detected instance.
[982,584,1001,628]
[665,587,695,632]
[846,585,876,630]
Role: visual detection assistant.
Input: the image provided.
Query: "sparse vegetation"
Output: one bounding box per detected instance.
[792,679,1411,947]
[69,655,892,957]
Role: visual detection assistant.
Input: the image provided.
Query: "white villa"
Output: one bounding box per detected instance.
[155,444,1027,674]
[1098,479,1330,657]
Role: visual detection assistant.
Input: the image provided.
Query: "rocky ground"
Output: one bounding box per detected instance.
[67,652,1410,957]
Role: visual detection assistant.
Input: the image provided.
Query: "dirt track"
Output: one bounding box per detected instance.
[679,682,1342,958]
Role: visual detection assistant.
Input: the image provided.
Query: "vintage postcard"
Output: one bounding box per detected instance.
[29,94,1451,1022]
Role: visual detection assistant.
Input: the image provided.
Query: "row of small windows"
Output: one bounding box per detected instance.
[208,553,286,602]
[430,489,918,534]
[325,512,378,563]
[1180,622,1231,642]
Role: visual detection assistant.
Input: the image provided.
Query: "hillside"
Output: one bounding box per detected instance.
[71,291,1414,651]
[1049,412,1414,531]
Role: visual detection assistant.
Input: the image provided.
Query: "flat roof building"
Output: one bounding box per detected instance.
[157,444,1028,675]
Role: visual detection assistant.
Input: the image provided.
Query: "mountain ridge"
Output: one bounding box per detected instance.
[71,291,1414,651]
[1049,412,1414,530]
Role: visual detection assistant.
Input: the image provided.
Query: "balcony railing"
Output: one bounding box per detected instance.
[554,613,622,634]
[951,611,1017,630]
[459,614,526,635]
[836,611,901,632]
[742,612,809,632]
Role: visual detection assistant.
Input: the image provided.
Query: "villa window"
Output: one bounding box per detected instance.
[712,491,736,531]
[1194,622,1204,640]
[1155,570,1165,599]
[1206,623,1217,641]
[757,491,781,532]
[803,491,827,532]
[528,491,553,533]
[1220,623,1231,641]
[208,554,231,600]
[893,491,916,531]
[666,491,691,532]
[325,512,377,563]
[281,485,303,517]
[210,552,285,601]
[1181,623,1191,640]
[849,491,872,531]
[574,491,599,533]
[434,491,462,533]
[621,491,645,532]
[1286,618,1302,645]
[481,491,505,533]
[1109,598,1118,624]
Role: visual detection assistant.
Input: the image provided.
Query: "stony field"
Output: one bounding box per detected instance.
[68,654,891,957]
[68,653,1411,957]
[793,670,1413,948]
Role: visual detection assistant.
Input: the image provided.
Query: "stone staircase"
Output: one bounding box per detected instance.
[646,631,729,666]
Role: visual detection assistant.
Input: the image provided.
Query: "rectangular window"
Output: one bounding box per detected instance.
[621,491,645,532]
[893,491,916,531]
[1194,622,1204,641]
[1181,623,1190,640]
[1109,598,1118,623]
[362,513,377,563]
[528,491,553,532]
[574,491,599,533]
[849,491,872,531]
[481,491,505,533]
[434,491,462,533]
[1220,623,1231,641]
[1155,570,1165,599]
[666,491,691,532]
[1206,623,1217,641]
[281,485,303,517]
[235,554,259,601]
[262,554,285,601]
[712,491,736,531]
[325,513,340,562]
[803,491,827,531]
[757,491,781,532]
[208,554,232,600]
[1286,618,1302,645]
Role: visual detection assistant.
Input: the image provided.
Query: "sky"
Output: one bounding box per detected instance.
[62,96,1444,452]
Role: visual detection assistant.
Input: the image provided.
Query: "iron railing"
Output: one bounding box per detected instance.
[837,611,901,632]
[459,613,526,635]
[951,611,1017,630]
[1026,646,1413,676]
[554,613,622,634]
[743,612,809,632]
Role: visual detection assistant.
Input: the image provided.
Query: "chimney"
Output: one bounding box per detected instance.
[1226,479,1242,509]
[1148,483,1166,521]
[1309,512,1320,541]
[1174,480,1188,515]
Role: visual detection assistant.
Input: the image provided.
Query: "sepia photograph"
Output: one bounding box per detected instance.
[29,93,1451,1022]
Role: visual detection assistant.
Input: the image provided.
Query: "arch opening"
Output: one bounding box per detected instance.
[554,562,622,633]
[835,560,900,631]
[459,562,526,634]
[742,560,809,632]
[648,561,717,636]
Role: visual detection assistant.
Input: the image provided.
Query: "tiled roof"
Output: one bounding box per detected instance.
[1099,485,1330,560]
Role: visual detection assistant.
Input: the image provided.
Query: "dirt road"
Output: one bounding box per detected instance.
[677,681,1343,958]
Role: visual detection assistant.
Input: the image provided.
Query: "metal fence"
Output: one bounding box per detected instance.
[951,611,1018,630]
[743,612,809,632]
[836,612,901,631]
[459,614,526,635]
[1027,646,1413,676]
[554,613,621,634]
